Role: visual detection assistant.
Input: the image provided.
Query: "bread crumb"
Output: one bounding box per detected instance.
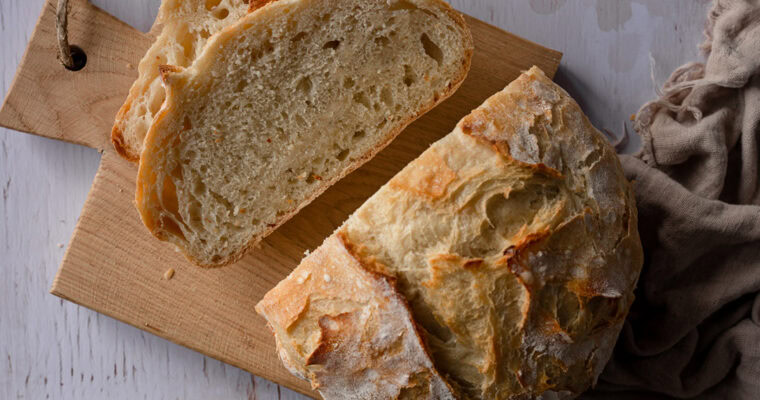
[164,268,175,280]
[323,274,332,283]
[56,243,64,248]
[630,114,636,121]
[126,63,134,70]
[304,249,311,256]
[119,188,124,193]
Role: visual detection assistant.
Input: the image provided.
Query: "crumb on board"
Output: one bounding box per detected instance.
[164,268,175,280]
[56,243,64,248]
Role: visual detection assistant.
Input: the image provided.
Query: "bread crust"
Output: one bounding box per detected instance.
[256,234,459,399]
[111,0,252,161]
[135,0,474,267]
[257,67,643,399]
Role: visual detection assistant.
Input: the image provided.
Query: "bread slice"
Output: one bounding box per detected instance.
[257,67,644,399]
[111,0,253,161]
[136,0,473,267]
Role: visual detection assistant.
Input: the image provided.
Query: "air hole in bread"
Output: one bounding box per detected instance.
[336,149,350,161]
[353,130,366,140]
[377,119,387,129]
[193,180,206,196]
[234,80,248,93]
[213,7,230,20]
[403,65,416,86]
[389,0,419,11]
[263,41,274,53]
[148,90,166,117]
[375,36,390,47]
[381,87,394,107]
[295,114,307,127]
[343,77,355,88]
[323,40,341,50]
[296,76,313,95]
[178,27,195,61]
[320,13,332,22]
[353,91,371,109]
[160,215,186,240]
[205,0,222,10]
[421,33,443,65]
[200,29,211,40]
[188,201,202,224]
[292,32,307,42]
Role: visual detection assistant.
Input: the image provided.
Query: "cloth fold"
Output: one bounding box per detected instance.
[583,0,760,398]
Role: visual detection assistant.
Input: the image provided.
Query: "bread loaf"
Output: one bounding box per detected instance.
[256,67,644,399]
[111,0,253,161]
[136,0,473,266]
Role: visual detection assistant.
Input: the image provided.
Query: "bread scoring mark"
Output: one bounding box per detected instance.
[537,314,572,343]
[459,69,565,180]
[337,232,394,279]
[389,148,457,199]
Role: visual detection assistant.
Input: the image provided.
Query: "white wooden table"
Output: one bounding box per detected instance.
[1,1,710,398]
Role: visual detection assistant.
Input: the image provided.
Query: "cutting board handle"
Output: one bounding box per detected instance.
[0,0,154,150]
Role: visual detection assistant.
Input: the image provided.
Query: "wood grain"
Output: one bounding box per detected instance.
[2,0,562,398]
[0,0,152,150]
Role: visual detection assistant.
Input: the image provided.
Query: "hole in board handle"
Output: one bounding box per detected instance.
[64,45,87,71]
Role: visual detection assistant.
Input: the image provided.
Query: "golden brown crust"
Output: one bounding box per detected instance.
[135,0,475,268]
[110,122,139,162]
[256,235,458,399]
[258,67,643,399]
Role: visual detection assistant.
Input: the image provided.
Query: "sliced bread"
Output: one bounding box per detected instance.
[111,0,253,161]
[136,0,474,266]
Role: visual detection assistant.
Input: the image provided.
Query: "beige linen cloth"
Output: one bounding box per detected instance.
[584,0,760,398]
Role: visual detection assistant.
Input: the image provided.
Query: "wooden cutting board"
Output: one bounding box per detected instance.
[0,0,561,396]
